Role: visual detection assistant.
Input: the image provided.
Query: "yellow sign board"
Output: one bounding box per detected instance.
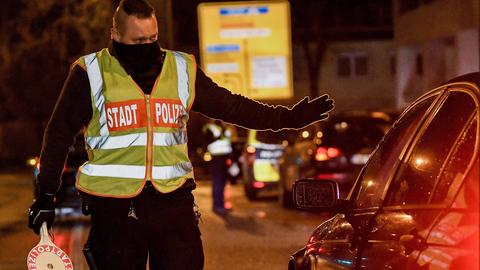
[197,1,293,100]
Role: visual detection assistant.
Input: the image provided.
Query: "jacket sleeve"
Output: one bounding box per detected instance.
[36,65,92,195]
[191,67,291,131]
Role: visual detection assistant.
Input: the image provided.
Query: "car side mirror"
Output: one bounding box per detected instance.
[293,178,339,211]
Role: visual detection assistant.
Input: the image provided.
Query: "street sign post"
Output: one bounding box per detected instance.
[198,1,293,100]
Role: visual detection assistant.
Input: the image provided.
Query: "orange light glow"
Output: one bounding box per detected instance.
[246,145,256,154]
[327,147,341,158]
[315,147,328,161]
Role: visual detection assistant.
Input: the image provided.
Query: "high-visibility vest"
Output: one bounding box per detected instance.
[203,123,232,156]
[74,48,196,197]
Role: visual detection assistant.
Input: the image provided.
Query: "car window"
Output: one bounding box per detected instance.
[451,156,479,210]
[386,92,476,206]
[352,96,436,209]
[321,118,391,153]
[431,117,478,204]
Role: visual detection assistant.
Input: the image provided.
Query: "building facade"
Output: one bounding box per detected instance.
[394,0,480,107]
[291,0,396,113]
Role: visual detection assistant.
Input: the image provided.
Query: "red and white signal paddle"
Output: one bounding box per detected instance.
[27,222,74,270]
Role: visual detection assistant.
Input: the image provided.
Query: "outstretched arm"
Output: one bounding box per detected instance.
[192,67,334,130]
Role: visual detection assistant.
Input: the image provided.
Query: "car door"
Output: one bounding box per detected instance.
[415,147,479,270]
[412,88,479,270]
[306,90,442,269]
[357,87,479,269]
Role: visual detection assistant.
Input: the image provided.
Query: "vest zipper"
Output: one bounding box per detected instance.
[145,94,153,181]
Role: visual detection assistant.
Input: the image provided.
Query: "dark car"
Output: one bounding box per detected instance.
[32,134,88,219]
[279,112,394,206]
[241,129,297,200]
[289,72,480,270]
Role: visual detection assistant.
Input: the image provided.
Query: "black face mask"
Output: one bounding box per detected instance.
[113,40,161,71]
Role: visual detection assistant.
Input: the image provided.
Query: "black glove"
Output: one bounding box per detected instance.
[287,95,334,128]
[28,193,55,234]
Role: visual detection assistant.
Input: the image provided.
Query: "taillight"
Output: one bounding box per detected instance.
[252,181,265,188]
[246,146,256,165]
[315,147,341,161]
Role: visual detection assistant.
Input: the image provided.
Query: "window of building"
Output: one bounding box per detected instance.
[337,53,369,78]
[338,55,351,77]
[354,56,368,76]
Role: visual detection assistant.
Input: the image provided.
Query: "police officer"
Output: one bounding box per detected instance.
[203,120,233,215]
[27,0,334,269]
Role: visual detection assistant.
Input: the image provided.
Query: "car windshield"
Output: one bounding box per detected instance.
[321,117,391,152]
[255,130,297,145]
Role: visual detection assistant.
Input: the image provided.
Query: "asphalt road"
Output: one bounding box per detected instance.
[0,169,329,270]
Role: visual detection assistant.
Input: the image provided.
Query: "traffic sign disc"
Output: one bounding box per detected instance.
[27,223,74,270]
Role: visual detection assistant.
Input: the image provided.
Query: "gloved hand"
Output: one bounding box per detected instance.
[28,193,55,234]
[287,95,334,128]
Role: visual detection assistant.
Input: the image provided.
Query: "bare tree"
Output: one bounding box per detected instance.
[0,0,112,123]
[291,0,330,98]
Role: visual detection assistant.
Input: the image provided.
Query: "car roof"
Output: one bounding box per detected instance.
[445,72,480,85]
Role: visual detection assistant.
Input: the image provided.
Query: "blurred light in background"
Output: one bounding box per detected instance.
[203,152,212,162]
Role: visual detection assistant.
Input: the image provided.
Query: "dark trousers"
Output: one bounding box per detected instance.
[86,182,203,270]
[211,155,228,209]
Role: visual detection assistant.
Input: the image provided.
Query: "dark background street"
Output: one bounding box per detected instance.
[0,169,328,270]
[0,0,478,269]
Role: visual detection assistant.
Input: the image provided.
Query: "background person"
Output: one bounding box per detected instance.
[203,119,233,215]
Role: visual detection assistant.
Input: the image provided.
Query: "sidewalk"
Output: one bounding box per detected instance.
[0,168,33,231]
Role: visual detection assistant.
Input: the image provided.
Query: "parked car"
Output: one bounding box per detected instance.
[241,129,297,200]
[288,72,480,270]
[31,134,88,219]
[279,111,394,207]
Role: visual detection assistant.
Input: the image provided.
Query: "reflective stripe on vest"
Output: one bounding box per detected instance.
[86,131,187,149]
[204,123,232,155]
[84,53,109,137]
[76,49,196,197]
[173,51,190,109]
[205,124,222,138]
[208,139,232,155]
[80,162,192,179]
